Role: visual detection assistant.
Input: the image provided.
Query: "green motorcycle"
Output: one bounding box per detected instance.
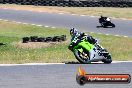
[68,36,112,64]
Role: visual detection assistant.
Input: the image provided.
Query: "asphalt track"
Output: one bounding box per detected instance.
[0,9,132,88]
[0,62,132,88]
[0,9,132,37]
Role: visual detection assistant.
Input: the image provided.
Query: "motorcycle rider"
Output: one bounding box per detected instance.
[100,15,111,23]
[69,28,98,61]
[70,28,97,44]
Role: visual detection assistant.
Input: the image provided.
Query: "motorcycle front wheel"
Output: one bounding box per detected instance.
[102,55,112,64]
[74,49,90,64]
[111,23,115,28]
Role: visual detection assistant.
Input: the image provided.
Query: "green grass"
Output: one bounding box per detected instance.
[0,21,132,64]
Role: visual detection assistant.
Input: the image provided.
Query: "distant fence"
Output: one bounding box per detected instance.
[0,0,132,7]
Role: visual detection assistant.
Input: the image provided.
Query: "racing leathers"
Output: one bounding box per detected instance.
[70,32,97,60]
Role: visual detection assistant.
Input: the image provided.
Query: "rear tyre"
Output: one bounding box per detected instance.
[101,23,107,28]
[74,49,90,64]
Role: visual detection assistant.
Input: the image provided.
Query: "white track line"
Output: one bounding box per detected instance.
[112,61,132,63]
[98,33,102,34]
[90,32,94,34]
[0,61,132,66]
[45,26,49,27]
[120,18,127,20]
[124,36,128,38]
[51,27,56,28]
[90,16,96,17]
[115,35,119,37]
[71,14,77,16]
[59,13,64,14]
[16,22,22,24]
[22,23,28,25]
[36,25,43,27]
[31,24,36,26]
[105,34,109,35]
[80,15,86,16]
[0,63,65,66]
[0,19,57,29]
[3,20,9,21]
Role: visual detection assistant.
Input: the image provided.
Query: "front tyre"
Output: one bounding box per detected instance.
[102,55,112,64]
[74,49,90,64]
[111,23,115,28]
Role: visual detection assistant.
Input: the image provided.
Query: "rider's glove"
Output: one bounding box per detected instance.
[94,39,98,44]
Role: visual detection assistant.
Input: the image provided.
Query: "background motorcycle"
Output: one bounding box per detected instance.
[68,36,112,64]
[99,17,115,28]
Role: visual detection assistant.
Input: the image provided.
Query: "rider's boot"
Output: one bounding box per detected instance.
[89,49,95,60]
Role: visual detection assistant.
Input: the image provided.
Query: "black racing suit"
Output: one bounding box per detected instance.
[99,17,107,23]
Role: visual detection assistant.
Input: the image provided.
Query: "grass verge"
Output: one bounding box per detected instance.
[0,4,132,19]
[0,20,132,64]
